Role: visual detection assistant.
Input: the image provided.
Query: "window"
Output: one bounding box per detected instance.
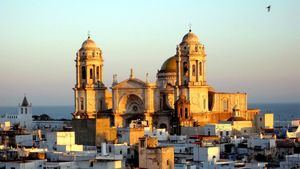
[25,108,27,114]
[89,161,94,167]
[199,62,202,76]
[90,68,93,79]
[185,108,188,119]
[80,98,84,110]
[192,64,196,76]
[203,99,206,109]
[109,146,112,152]
[99,99,103,110]
[81,66,86,79]
[96,66,100,79]
[180,108,183,117]
[140,140,145,148]
[21,108,23,114]
[183,62,188,76]
[208,131,211,136]
[226,131,229,136]
[220,131,223,137]
[260,117,262,122]
[120,150,122,154]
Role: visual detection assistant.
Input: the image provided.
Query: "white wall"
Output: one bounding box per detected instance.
[193,146,220,162]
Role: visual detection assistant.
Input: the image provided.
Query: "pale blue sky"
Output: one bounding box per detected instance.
[0,0,299,106]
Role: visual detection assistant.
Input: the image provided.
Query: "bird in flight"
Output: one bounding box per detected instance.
[266,5,271,12]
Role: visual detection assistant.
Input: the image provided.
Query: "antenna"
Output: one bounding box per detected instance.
[188,23,192,32]
[88,31,91,38]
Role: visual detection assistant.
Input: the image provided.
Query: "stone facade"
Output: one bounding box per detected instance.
[138,137,174,169]
[72,31,260,145]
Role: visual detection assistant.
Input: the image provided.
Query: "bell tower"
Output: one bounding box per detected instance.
[73,35,107,119]
[175,30,210,113]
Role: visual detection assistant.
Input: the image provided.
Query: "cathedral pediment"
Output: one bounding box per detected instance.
[112,78,147,89]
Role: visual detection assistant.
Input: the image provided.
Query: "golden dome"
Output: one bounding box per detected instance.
[81,36,97,49]
[160,56,177,73]
[181,30,199,44]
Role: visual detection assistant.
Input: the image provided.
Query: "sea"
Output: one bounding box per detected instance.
[0,103,299,121]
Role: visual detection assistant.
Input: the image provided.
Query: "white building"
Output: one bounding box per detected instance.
[1,160,44,169]
[280,154,300,169]
[32,120,71,131]
[144,128,169,141]
[193,146,220,162]
[247,137,276,150]
[44,131,83,152]
[204,123,232,137]
[286,125,300,139]
[106,143,130,158]
[0,96,32,131]
[15,134,34,147]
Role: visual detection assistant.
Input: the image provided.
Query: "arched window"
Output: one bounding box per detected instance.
[90,68,93,79]
[199,62,202,76]
[81,66,86,80]
[192,64,196,76]
[96,66,100,80]
[183,62,188,76]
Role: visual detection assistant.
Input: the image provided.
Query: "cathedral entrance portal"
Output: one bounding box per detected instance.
[119,94,145,127]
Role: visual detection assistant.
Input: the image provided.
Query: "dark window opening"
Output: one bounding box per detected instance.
[180,108,183,117]
[140,140,145,148]
[97,66,100,79]
[220,131,223,137]
[192,64,196,76]
[80,98,84,110]
[185,108,188,119]
[82,66,86,79]
[183,62,188,77]
[90,68,93,79]
[199,62,202,76]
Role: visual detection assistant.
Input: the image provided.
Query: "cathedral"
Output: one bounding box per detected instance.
[72,30,259,144]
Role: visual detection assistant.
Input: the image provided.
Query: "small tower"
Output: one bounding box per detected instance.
[18,96,32,131]
[73,35,107,119]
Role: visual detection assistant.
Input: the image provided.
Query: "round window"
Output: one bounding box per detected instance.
[132,105,138,112]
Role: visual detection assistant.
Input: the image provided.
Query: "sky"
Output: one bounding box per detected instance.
[0,0,299,106]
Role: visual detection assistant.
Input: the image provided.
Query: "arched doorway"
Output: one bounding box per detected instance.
[159,123,167,129]
[119,94,145,127]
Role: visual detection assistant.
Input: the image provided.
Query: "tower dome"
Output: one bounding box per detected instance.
[81,36,97,49]
[181,30,200,44]
[160,56,177,73]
